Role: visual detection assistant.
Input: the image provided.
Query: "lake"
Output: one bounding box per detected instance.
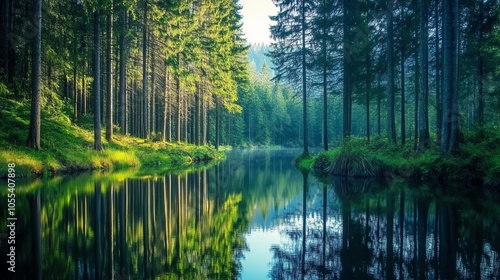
[1,149,499,279]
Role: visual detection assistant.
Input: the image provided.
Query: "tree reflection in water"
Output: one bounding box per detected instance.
[2,169,247,279]
[268,175,500,280]
[1,149,500,279]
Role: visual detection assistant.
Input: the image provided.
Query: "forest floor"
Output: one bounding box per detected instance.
[296,133,500,188]
[0,97,223,178]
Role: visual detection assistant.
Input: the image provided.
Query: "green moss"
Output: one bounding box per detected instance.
[296,132,500,185]
[293,151,314,173]
[0,97,223,178]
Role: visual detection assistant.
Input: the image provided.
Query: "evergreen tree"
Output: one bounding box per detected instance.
[270,0,314,155]
[27,0,42,150]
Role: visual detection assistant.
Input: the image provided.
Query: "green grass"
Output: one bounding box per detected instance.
[0,96,223,178]
[293,151,314,173]
[297,133,500,186]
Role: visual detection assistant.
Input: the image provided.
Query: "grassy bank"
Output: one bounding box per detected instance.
[0,97,223,178]
[296,133,500,187]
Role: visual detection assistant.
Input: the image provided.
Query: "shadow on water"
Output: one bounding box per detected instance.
[1,149,499,279]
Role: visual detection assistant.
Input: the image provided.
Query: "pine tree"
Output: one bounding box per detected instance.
[93,2,104,151]
[27,0,42,150]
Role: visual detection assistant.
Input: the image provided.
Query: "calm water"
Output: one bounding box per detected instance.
[1,149,500,279]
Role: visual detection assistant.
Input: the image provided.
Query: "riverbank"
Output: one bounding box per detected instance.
[295,133,500,188]
[0,98,223,178]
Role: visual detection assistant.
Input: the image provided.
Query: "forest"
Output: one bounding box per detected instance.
[2,1,500,279]
[1,0,500,184]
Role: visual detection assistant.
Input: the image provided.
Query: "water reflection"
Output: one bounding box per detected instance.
[1,170,247,279]
[268,174,500,280]
[1,149,499,279]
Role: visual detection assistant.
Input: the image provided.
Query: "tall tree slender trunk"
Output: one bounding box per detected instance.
[106,4,113,142]
[201,80,206,145]
[377,74,381,136]
[418,0,430,150]
[215,101,220,150]
[343,0,352,138]
[301,0,309,154]
[82,75,87,114]
[176,62,181,142]
[436,0,442,145]
[119,11,127,134]
[195,82,200,145]
[27,0,42,150]
[414,55,419,152]
[442,0,459,153]
[366,55,371,142]
[162,61,169,142]
[401,45,406,145]
[142,1,149,139]
[150,42,156,136]
[74,65,78,122]
[400,7,406,146]
[93,5,103,151]
[387,0,396,143]
[322,1,328,150]
[477,0,484,127]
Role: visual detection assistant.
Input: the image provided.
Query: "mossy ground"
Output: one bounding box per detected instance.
[0,97,223,178]
[296,132,500,186]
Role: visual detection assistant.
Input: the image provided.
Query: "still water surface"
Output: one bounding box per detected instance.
[1,149,500,279]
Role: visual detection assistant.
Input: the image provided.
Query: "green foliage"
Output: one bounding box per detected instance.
[0,82,10,96]
[0,98,222,178]
[298,132,500,185]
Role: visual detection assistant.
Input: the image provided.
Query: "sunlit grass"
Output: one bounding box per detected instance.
[0,97,222,178]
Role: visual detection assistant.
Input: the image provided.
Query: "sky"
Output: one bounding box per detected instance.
[239,0,279,45]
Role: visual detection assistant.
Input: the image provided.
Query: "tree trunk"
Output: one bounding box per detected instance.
[401,44,406,145]
[366,42,371,142]
[93,6,103,151]
[441,0,459,153]
[215,101,220,150]
[400,7,406,146]
[162,61,169,142]
[82,75,87,114]
[201,80,206,145]
[74,65,78,122]
[322,8,328,150]
[343,0,352,138]
[119,11,127,134]
[27,0,42,150]
[142,1,149,139]
[195,82,200,145]
[301,0,308,154]
[176,57,181,142]
[414,53,419,152]
[150,42,156,136]
[377,74,381,136]
[64,73,69,102]
[435,0,442,145]
[387,0,396,143]
[477,0,484,127]
[106,4,113,142]
[418,0,430,150]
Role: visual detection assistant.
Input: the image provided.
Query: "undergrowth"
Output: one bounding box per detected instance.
[0,95,223,178]
[301,132,500,186]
